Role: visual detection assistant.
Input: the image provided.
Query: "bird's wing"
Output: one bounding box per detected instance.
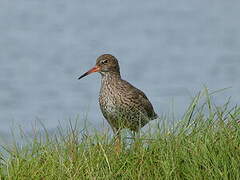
[120,80,157,119]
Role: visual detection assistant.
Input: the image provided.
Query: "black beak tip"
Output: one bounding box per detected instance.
[78,73,88,80]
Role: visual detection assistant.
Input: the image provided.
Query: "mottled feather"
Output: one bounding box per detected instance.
[96,54,158,132]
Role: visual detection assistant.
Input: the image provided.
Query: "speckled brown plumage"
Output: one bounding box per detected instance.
[79,54,158,134]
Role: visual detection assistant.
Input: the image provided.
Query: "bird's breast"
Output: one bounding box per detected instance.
[99,85,118,115]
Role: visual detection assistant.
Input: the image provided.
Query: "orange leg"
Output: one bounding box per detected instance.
[114,130,122,154]
[132,130,141,150]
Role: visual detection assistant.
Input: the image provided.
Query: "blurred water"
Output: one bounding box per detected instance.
[0,0,240,138]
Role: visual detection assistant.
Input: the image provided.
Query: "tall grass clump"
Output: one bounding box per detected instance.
[0,89,240,179]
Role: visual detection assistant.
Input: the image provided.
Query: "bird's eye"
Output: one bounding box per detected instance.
[101,60,108,64]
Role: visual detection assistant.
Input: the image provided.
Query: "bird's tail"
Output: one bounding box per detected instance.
[151,112,159,120]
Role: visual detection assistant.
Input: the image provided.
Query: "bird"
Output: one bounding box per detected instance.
[78,54,158,152]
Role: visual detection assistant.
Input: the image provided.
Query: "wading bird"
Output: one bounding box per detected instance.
[78,54,158,152]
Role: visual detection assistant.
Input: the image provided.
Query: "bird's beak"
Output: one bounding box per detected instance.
[78,65,101,79]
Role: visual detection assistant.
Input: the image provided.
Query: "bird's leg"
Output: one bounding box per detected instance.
[114,129,122,154]
[132,130,141,150]
[133,117,142,149]
[132,131,136,141]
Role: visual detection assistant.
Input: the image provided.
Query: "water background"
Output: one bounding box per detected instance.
[0,0,240,141]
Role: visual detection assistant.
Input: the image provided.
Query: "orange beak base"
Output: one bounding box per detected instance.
[78,66,101,79]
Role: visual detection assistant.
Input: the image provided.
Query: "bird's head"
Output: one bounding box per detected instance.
[78,54,120,79]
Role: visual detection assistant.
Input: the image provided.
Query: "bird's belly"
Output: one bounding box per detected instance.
[99,99,148,131]
[99,87,151,131]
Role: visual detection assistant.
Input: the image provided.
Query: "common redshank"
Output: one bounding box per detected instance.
[78,54,158,151]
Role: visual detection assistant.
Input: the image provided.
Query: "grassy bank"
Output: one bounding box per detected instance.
[0,90,240,179]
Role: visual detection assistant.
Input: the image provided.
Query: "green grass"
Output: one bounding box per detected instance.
[0,89,240,179]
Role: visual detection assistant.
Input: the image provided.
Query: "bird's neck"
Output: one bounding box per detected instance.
[101,72,121,85]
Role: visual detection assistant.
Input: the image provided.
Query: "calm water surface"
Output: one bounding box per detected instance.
[0,1,240,140]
